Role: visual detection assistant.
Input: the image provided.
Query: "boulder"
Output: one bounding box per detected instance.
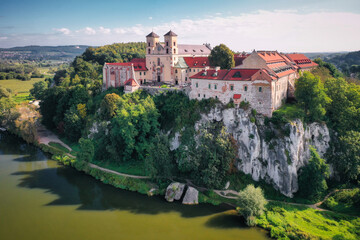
[165,182,185,202]
[182,186,198,205]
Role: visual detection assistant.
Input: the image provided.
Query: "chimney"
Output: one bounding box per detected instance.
[215,66,220,72]
[203,66,210,75]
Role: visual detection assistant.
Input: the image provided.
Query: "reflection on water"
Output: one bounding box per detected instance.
[0,132,269,240]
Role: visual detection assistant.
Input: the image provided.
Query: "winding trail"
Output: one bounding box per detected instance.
[88,163,150,179]
[35,124,353,212]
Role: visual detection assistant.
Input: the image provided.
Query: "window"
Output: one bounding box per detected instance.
[148,42,150,47]
[230,85,234,91]
[140,72,142,76]
[166,41,169,46]
[196,82,198,87]
[174,49,176,54]
[204,94,206,98]
[244,86,247,91]
[173,41,176,46]
[166,49,169,54]
[157,58,160,66]
[148,49,151,54]
[208,84,211,89]
[215,96,218,99]
[185,77,187,81]
[233,71,242,78]
[189,69,191,72]
[144,72,146,76]
[175,69,178,73]
[198,94,200,97]
[214,84,217,89]
[259,87,262,92]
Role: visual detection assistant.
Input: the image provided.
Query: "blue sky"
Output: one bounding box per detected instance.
[0,0,359,51]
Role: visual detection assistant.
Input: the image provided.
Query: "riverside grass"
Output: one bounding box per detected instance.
[257,202,360,240]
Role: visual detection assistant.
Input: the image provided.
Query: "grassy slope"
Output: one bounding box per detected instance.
[257,202,360,240]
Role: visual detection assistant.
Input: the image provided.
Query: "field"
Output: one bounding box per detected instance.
[0,77,46,103]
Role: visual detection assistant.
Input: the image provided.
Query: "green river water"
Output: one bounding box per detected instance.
[0,132,269,240]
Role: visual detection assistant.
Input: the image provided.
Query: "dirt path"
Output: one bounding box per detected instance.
[37,124,72,151]
[88,163,150,179]
[36,124,150,179]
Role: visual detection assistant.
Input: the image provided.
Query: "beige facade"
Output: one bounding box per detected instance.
[190,50,299,116]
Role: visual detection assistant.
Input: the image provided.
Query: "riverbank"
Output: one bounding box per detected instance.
[6,125,360,240]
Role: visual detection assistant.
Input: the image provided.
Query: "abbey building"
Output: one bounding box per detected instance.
[102,31,318,116]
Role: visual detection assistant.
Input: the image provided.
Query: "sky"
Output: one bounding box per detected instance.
[0,0,359,52]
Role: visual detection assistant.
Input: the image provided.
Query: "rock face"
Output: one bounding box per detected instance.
[182,187,199,205]
[165,182,185,202]
[172,106,330,197]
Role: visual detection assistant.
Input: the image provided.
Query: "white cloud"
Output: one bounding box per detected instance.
[2,10,360,52]
[76,27,96,35]
[53,28,71,35]
[0,36,8,40]
[99,26,111,34]
[148,17,153,20]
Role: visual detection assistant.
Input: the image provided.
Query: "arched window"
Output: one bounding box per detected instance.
[148,49,151,54]
[166,49,169,54]
[157,58,160,66]
[174,48,176,54]
[148,42,150,47]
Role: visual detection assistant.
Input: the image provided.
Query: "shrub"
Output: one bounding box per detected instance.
[237,184,267,226]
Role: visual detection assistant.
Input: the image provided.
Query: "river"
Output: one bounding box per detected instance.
[0,132,269,240]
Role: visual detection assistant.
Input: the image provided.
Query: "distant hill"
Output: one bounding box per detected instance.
[0,45,91,62]
[303,52,349,60]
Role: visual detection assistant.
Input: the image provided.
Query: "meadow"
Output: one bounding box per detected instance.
[0,77,45,103]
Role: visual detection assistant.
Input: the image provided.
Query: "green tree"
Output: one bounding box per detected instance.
[298,146,330,200]
[0,87,19,128]
[30,81,48,100]
[208,44,235,69]
[237,185,267,226]
[295,72,331,122]
[176,122,236,189]
[77,138,95,162]
[100,93,121,119]
[106,92,160,163]
[145,133,174,179]
[64,106,83,142]
[324,77,360,133]
[336,131,360,182]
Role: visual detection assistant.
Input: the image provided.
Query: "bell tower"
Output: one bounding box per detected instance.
[164,30,178,56]
[146,31,159,55]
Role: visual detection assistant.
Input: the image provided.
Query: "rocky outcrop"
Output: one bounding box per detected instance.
[165,182,185,202]
[172,106,330,197]
[182,187,199,205]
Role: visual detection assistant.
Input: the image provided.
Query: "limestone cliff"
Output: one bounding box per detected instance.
[172,107,330,197]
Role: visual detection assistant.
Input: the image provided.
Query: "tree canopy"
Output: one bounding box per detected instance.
[295,72,331,122]
[298,146,330,200]
[208,44,235,69]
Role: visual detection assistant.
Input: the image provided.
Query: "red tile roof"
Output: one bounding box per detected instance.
[190,69,229,80]
[286,54,318,69]
[233,94,241,99]
[106,58,147,71]
[183,57,211,68]
[190,69,261,81]
[124,78,139,87]
[257,51,285,63]
[223,69,259,81]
